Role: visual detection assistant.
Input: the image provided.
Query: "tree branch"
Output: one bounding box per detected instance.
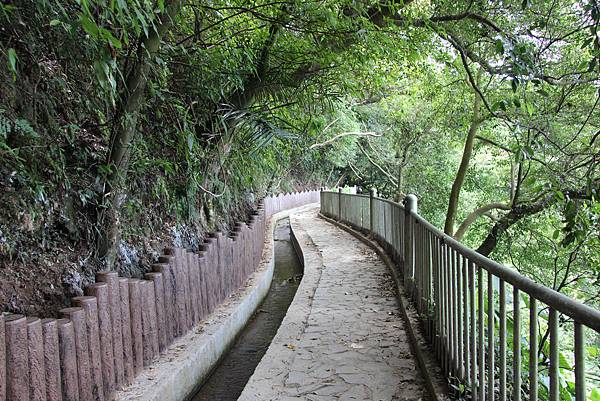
[475,135,549,167]
[454,203,511,240]
[475,135,512,152]
[348,160,363,180]
[476,183,599,256]
[419,12,503,33]
[309,132,381,149]
[356,141,398,186]
[445,34,496,116]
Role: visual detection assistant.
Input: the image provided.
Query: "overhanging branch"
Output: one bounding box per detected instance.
[454,203,511,240]
[357,141,398,186]
[476,183,599,256]
[309,132,381,149]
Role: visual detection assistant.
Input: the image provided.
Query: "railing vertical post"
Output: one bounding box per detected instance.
[478,266,485,401]
[403,194,417,289]
[469,261,478,401]
[369,188,376,237]
[513,288,521,401]
[319,187,323,211]
[499,280,507,401]
[549,308,559,401]
[487,271,495,401]
[338,187,342,222]
[529,299,538,401]
[574,323,585,401]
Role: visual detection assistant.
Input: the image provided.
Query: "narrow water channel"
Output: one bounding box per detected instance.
[190,218,303,401]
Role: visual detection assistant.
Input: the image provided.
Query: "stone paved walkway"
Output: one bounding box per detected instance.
[238,208,426,401]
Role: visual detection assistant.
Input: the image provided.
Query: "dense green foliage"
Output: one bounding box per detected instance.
[1,0,599,398]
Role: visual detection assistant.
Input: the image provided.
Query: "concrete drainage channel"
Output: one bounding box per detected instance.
[191,217,303,401]
[117,205,314,401]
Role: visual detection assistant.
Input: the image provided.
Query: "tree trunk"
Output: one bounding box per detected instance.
[97,0,184,269]
[476,185,596,256]
[395,139,413,202]
[396,160,404,202]
[443,92,483,235]
[476,204,541,256]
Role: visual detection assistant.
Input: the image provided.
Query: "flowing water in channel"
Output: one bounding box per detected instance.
[191,218,303,401]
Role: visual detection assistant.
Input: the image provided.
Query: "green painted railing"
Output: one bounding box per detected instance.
[321,189,600,401]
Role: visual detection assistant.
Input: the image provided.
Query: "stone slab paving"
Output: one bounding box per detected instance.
[238,208,426,401]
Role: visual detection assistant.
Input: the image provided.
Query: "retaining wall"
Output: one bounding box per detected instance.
[0,190,319,401]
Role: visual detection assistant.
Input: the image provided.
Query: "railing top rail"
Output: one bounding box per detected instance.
[410,210,600,332]
[374,197,405,209]
[341,193,370,199]
[324,190,401,205]
[322,190,600,332]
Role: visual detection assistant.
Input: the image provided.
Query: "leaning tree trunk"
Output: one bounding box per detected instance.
[396,161,404,202]
[395,140,412,202]
[97,0,184,269]
[443,92,483,235]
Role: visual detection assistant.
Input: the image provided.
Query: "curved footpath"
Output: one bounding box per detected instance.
[239,207,427,401]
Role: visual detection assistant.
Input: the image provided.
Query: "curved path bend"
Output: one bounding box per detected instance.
[238,208,427,401]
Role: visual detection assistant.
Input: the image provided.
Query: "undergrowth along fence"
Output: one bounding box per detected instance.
[321,189,600,401]
[0,190,319,401]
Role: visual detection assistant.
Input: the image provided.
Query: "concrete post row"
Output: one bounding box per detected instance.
[0,315,5,401]
[0,190,319,401]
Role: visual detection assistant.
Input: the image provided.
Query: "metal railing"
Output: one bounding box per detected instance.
[321,189,600,401]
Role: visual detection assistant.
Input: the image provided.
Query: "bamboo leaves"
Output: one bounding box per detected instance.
[6,48,17,80]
